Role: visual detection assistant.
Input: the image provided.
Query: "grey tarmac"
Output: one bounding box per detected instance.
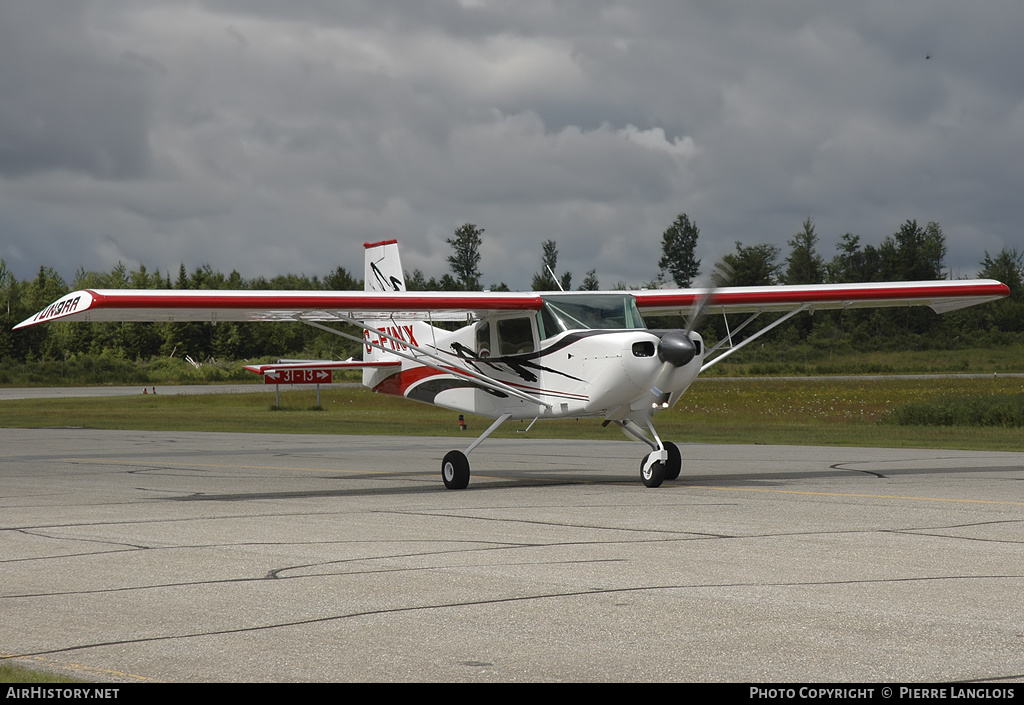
[1,428,1022,683]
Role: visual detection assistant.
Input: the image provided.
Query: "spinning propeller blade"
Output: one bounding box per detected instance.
[648,262,731,404]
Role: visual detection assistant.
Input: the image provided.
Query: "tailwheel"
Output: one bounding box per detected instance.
[640,454,666,488]
[664,442,681,481]
[442,450,470,490]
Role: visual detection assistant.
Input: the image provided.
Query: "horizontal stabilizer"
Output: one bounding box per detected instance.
[244,359,400,375]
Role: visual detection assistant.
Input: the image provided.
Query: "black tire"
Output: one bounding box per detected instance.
[663,442,681,481]
[640,453,665,488]
[442,450,470,490]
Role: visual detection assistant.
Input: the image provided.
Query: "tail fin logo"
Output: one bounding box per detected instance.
[370,261,403,292]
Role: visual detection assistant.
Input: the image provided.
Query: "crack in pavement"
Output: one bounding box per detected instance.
[11,573,1024,660]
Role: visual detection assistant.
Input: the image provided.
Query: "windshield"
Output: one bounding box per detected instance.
[539,294,646,337]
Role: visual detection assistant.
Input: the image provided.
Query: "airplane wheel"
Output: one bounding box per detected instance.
[640,454,665,488]
[664,442,681,481]
[442,450,470,490]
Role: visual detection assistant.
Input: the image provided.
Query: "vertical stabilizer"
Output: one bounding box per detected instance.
[364,239,405,293]
[362,240,408,387]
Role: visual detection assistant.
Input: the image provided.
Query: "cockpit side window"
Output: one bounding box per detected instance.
[496,317,535,355]
[476,321,491,357]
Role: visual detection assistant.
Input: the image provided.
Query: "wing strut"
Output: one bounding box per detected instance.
[700,304,809,372]
[705,309,762,357]
[301,319,553,409]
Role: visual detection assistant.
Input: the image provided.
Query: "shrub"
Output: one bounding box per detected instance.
[888,394,1024,427]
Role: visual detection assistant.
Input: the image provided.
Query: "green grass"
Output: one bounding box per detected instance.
[672,376,1024,451]
[702,342,1024,377]
[888,392,1024,427]
[0,661,86,684]
[2,376,1022,452]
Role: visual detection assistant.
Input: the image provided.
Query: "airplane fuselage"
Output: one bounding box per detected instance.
[367,322,704,422]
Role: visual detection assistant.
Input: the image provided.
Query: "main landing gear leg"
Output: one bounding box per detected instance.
[610,419,681,488]
[442,412,512,490]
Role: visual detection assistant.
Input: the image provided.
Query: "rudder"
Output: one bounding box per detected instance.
[362,240,409,387]
[364,239,405,293]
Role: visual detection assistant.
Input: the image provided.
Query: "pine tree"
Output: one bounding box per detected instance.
[532,240,572,291]
[717,242,781,287]
[447,223,484,290]
[579,269,600,291]
[783,218,825,284]
[658,213,701,288]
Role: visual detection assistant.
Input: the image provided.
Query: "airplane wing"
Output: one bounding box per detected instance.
[14,279,1008,330]
[14,289,544,329]
[633,279,1010,315]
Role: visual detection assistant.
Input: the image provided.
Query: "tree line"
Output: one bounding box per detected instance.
[1,215,1021,367]
[0,260,364,364]
[655,214,1022,351]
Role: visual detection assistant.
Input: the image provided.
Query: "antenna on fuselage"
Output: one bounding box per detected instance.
[546,265,565,292]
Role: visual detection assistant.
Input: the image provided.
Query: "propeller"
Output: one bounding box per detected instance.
[647,328,698,406]
[648,262,732,405]
[683,259,732,336]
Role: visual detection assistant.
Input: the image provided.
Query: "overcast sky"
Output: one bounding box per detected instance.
[2,1,1022,290]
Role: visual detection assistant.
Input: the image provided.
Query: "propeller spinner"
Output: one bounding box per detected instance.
[657,329,696,367]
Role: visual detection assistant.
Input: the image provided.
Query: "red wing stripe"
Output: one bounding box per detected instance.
[634,281,1010,308]
[83,290,543,312]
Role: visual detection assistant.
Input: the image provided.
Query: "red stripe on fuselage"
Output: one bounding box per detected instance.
[372,366,445,397]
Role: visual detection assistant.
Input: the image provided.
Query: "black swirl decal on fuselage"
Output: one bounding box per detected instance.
[447,330,615,384]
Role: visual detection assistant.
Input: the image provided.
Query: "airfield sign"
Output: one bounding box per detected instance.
[263,369,333,384]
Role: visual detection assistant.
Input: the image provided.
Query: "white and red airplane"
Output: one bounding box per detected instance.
[16,240,1010,489]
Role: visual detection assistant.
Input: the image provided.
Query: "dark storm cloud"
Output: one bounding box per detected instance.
[0,1,1021,288]
[0,3,152,179]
